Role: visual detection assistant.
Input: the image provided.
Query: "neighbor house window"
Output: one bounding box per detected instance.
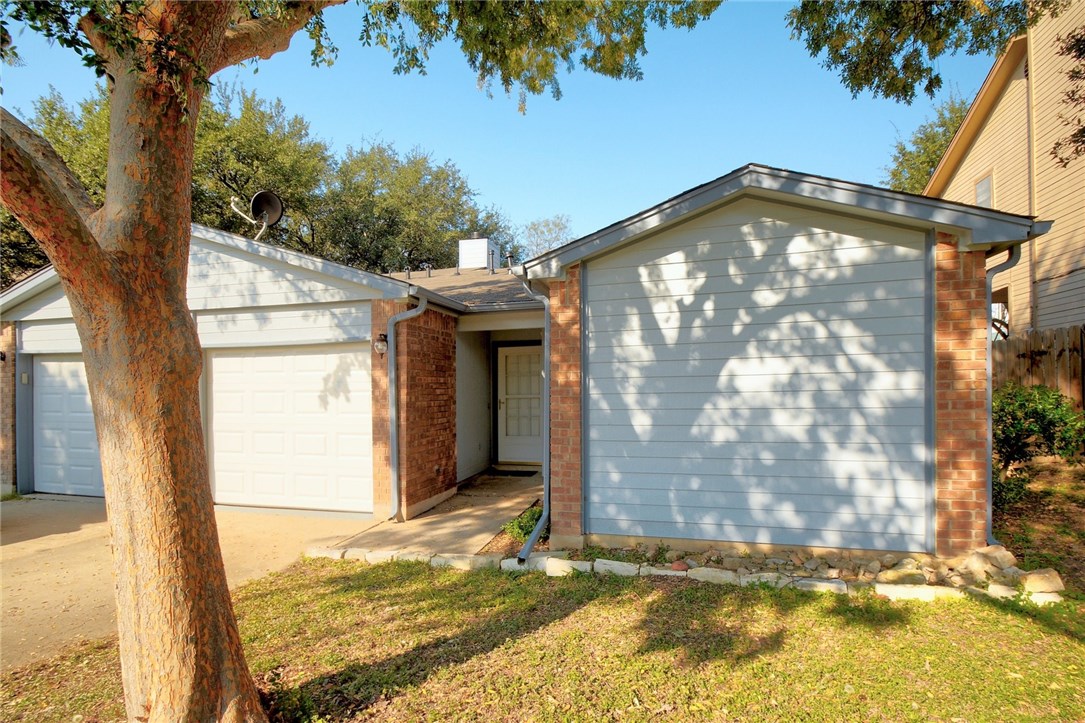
[975,174,993,208]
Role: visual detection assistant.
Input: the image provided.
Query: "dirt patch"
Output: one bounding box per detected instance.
[475,501,548,556]
[993,456,1085,594]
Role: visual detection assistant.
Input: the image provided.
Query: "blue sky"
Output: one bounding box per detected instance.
[1,2,996,238]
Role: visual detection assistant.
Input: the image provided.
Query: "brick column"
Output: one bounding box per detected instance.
[1,322,16,494]
[397,306,457,516]
[549,265,583,547]
[371,300,457,521]
[933,235,989,556]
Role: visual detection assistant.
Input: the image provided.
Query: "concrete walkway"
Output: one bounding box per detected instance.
[0,473,538,671]
[337,472,541,554]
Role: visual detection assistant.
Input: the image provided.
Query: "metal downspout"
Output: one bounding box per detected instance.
[387,295,428,521]
[516,275,551,563]
[985,245,1021,544]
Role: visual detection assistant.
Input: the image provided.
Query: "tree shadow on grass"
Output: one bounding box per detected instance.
[633,578,911,668]
[259,562,920,718]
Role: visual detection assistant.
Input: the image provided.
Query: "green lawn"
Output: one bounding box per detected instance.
[3,559,1083,721]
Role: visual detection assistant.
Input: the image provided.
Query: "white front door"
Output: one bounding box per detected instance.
[496,347,543,464]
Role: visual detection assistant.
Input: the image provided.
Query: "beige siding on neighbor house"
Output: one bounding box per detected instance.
[935,7,1083,333]
[1030,10,1085,329]
[941,59,1034,333]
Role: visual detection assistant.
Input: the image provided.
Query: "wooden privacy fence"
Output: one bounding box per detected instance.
[992,325,1084,409]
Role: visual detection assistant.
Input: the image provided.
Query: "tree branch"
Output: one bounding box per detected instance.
[212,0,346,75]
[78,11,120,70]
[0,107,105,279]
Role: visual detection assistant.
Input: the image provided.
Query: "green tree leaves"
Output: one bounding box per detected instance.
[884,93,969,193]
[787,1,1065,104]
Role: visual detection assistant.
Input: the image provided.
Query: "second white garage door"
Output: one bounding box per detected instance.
[208,344,374,513]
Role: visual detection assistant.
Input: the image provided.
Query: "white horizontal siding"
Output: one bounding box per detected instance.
[19,320,82,353]
[196,303,372,348]
[584,197,930,551]
[187,238,384,311]
[5,284,72,322]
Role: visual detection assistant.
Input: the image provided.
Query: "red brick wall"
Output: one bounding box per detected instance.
[1,322,16,493]
[933,235,990,556]
[371,301,457,519]
[549,265,583,539]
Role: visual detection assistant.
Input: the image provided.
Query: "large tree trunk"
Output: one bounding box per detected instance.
[1,3,338,717]
[2,5,269,719]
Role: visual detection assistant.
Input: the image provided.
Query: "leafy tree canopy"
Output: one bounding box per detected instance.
[787,0,1070,103]
[884,93,969,194]
[1,83,516,286]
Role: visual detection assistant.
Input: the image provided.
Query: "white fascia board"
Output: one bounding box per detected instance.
[192,224,412,299]
[524,165,1042,280]
[0,265,60,314]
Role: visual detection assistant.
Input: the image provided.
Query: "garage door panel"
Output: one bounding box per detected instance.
[32,356,105,496]
[584,202,930,551]
[209,344,373,513]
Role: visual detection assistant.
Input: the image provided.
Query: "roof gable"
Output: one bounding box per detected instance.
[1,225,415,319]
[524,164,1044,281]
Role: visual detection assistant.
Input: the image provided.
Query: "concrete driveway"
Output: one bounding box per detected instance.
[0,494,375,671]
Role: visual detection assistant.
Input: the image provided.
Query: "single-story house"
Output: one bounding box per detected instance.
[0,165,1048,557]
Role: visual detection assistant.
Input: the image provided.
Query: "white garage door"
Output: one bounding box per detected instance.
[209,344,374,513]
[33,355,104,496]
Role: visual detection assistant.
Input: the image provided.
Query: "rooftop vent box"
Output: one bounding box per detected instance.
[458,237,498,270]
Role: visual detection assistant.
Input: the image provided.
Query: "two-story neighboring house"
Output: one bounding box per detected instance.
[924,5,1083,335]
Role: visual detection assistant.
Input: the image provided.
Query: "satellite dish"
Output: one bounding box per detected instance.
[230,190,284,241]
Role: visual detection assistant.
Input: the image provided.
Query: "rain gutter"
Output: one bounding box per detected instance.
[515,274,551,563]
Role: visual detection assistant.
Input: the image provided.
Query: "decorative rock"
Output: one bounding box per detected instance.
[431,553,493,570]
[1022,568,1065,593]
[865,560,881,574]
[1028,592,1063,605]
[827,568,842,580]
[791,578,847,595]
[305,546,345,560]
[894,558,920,571]
[683,557,702,569]
[959,552,997,580]
[789,552,805,566]
[981,584,1018,600]
[544,557,593,577]
[642,565,687,577]
[594,558,641,577]
[364,550,397,564]
[665,550,686,562]
[803,558,822,571]
[978,544,1017,570]
[342,548,369,561]
[879,553,899,567]
[991,567,1023,586]
[671,560,690,572]
[741,572,788,588]
[397,551,434,563]
[875,583,965,601]
[766,557,789,566]
[688,567,739,585]
[875,569,927,585]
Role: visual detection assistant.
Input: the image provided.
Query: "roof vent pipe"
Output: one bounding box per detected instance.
[386,295,429,521]
[516,274,551,565]
[488,249,495,274]
[506,253,514,273]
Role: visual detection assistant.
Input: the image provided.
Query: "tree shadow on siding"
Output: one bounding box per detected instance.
[586,198,929,551]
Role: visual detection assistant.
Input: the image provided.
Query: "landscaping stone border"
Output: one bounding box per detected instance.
[304,544,1065,606]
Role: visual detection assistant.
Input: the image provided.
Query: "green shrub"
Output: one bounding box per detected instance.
[992,383,1084,502]
[992,470,1030,509]
[502,505,547,543]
